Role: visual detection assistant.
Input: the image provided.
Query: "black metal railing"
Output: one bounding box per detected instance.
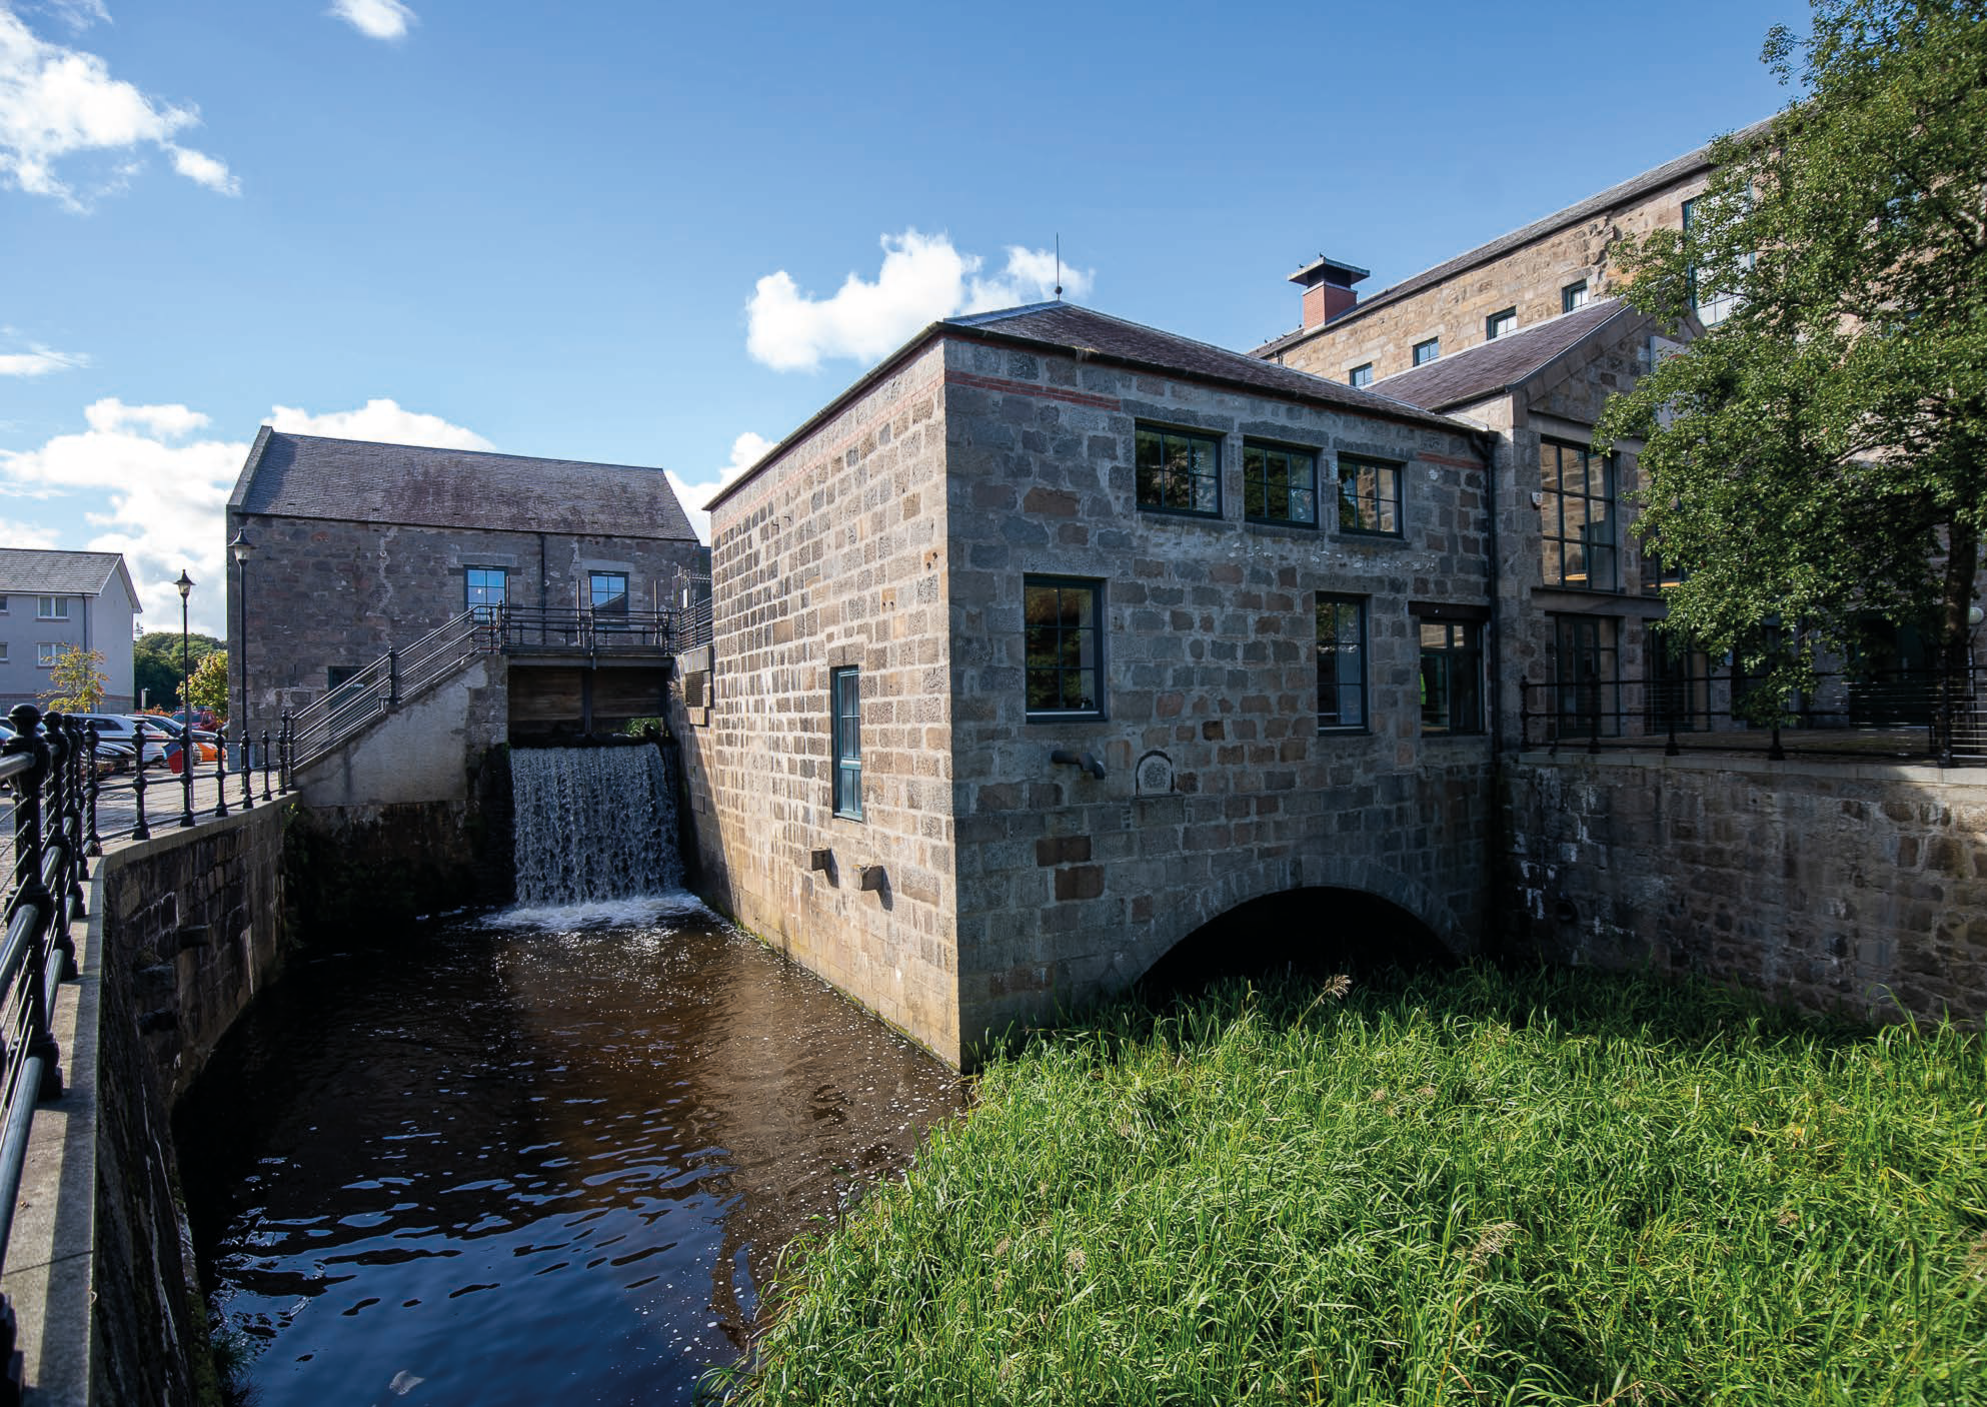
[494,604,676,654]
[1520,663,1987,764]
[287,612,497,772]
[674,577,713,651]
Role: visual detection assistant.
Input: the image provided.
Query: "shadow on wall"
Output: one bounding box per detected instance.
[1136,886,1456,1000]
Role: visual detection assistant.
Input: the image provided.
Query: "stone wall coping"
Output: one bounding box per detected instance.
[1512,748,1987,792]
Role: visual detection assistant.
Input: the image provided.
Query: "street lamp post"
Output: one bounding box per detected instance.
[176,569,195,828]
[231,530,256,781]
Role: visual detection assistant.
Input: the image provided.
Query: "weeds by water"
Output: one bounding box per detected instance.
[720,965,1987,1405]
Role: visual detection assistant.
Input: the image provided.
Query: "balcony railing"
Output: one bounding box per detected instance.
[493,604,675,654]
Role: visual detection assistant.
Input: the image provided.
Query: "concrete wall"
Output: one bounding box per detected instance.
[1272,172,1707,384]
[688,342,961,1059]
[1504,752,1987,1026]
[938,337,1496,1051]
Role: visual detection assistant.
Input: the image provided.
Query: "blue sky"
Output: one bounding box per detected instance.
[0,0,1804,634]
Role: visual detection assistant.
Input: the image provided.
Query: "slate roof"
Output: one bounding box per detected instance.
[1253,115,1775,358]
[1371,298,1638,411]
[0,548,133,600]
[231,431,698,541]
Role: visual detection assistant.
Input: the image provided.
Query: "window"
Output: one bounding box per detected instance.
[1418,620,1483,735]
[1681,198,1744,326]
[1485,308,1517,340]
[465,567,508,621]
[1562,280,1589,313]
[1337,455,1402,536]
[1315,596,1366,731]
[36,596,68,620]
[1412,338,1440,366]
[1551,615,1620,737]
[590,571,629,615]
[1024,577,1104,719]
[1539,439,1617,590]
[0,595,8,613]
[1645,627,1711,733]
[35,642,61,668]
[1135,425,1221,517]
[831,667,862,819]
[326,665,361,689]
[0,642,8,663]
[1640,538,1685,596]
[1242,442,1318,526]
[1348,363,1374,389]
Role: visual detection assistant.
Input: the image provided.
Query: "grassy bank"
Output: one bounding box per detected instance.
[725,967,1986,1405]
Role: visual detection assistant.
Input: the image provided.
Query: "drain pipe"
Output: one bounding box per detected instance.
[1471,424,1504,759]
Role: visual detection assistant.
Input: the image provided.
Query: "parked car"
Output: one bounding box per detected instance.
[74,714,174,769]
[136,714,224,765]
[0,718,136,773]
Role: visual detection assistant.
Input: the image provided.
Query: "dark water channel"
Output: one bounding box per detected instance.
[178,898,967,1406]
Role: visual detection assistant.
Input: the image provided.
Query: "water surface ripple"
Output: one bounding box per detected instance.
[179,901,966,1406]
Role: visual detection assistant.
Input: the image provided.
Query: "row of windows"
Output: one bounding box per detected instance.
[1134,425,1403,535]
[462,567,631,619]
[1348,279,1591,384]
[9,642,71,667]
[0,596,72,619]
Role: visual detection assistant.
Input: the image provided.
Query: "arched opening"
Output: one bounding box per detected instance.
[1136,886,1453,999]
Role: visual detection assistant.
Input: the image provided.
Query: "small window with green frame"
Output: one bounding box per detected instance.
[830,667,862,819]
[1135,425,1221,517]
[1242,442,1318,527]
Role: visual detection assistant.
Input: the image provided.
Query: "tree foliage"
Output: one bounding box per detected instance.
[134,629,221,713]
[38,646,108,713]
[1595,0,1987,687]
[182,649,230,721]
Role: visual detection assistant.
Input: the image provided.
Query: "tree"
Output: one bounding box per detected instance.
[182,649,230,723]
[1595,0,1987,695]
[39,646,108,713]
[134,629,221,713]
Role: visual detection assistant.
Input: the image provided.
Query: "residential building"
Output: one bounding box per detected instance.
[226,430,706,744]
[0,548,141,713]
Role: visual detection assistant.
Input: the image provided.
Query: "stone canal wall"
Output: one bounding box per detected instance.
[1503,752,1987,1026]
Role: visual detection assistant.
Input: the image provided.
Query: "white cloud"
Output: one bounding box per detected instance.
[665,431,773,544]
[0,516,61,548]
[328,0,416,40]
[21,1,109,32]
[0,6,236,207]
[745,230,1094,373]
[0,396,490,634]
[0,341,87,376]
[265,398,493,451]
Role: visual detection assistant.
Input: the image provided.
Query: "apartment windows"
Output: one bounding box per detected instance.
[1562,280,1590,313]
[35,642,61,668]
[1315,596,1366,731]
[1243,442,1318,527]
[1486,308,1517,340]
[830,667,862,819]
[1539,439,1617,590]
[1135,425,1221,517]
[1551,615,1620,738]
[1348,363,1374,389]
[1337,455,1402,537]
[1023,576,1104,720]
[465,566,508,622]
[1412,338,1440,366]
[36,596,68,620]
[589,571,629,615]
[1418,619,1484,735]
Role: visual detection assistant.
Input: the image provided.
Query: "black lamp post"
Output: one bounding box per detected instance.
[176,568,195,828]
[231,530,255,773]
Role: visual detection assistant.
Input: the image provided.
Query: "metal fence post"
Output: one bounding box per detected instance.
[213,732,230,819]
[239,727,254,811]
[131,732,151,841]
[85,721,103,856]
[388,648,401,706]
[261,730,273,801]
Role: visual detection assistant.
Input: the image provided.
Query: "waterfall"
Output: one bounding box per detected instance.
[509,745,683,907]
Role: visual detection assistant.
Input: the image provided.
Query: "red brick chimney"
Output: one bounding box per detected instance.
[1289,255,1369,330]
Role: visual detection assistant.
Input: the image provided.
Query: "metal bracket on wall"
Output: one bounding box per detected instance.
[858,865,886,893]
[1049,748,1106,780]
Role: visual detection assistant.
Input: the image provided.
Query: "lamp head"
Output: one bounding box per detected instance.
[175,569,194,601]
[230,531,256,565]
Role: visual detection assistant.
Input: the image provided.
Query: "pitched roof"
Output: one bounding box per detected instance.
[0,548,135,603]
[230,430,698,541]
[1252,115,1776,359]
[1371,298,1639,411]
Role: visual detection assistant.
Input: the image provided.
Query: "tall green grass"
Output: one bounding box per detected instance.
[722,966,1987,1405]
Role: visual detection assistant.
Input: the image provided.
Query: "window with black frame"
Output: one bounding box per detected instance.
[1418,619,1483,734]
[590,571,629,616]
[1644,626,1711,733]
[1024,577,1103,719]
[1135,425,1220,517]
[1551,614,1620,737]
[1243,443,1318,527]
[1338,455,1402,536]
[1316,596,1366,731]
[465,566,507,623]
[1539,440,1617,590]
[831,667,862,819]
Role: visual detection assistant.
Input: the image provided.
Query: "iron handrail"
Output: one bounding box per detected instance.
[288,611,497,771]
[494,604,677,653]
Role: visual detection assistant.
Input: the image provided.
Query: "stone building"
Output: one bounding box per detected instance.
[226,429,704,743]
[681,302,1497,1065]
[0,548,140,712]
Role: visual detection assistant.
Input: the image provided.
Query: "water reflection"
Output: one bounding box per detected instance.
[179,900,966,1406]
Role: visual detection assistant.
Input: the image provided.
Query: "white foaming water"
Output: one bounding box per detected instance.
[484,892,711,933]
[508,745,684,910]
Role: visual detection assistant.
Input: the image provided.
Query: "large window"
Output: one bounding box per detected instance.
[465,566,507,622]
[1135,425,1221,517]
[1337,455,1402,536]
[1348,363,1374,389]
[1243,443,1317,526]
[1316,596,1366,731]
[1486,308,1517,340]
[1418,620,1483,735]
[589,571,629,615]
[1024,577,1104,719]
[1551,615,1620,738]
[831,667,862,819]
[1539,439,1617,590]
[36,596,68,620]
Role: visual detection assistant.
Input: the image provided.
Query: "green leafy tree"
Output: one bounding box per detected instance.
[134,629,221,713]
[39,646,108,713]
[181,649,230,723]
[1595,0,1987,697]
